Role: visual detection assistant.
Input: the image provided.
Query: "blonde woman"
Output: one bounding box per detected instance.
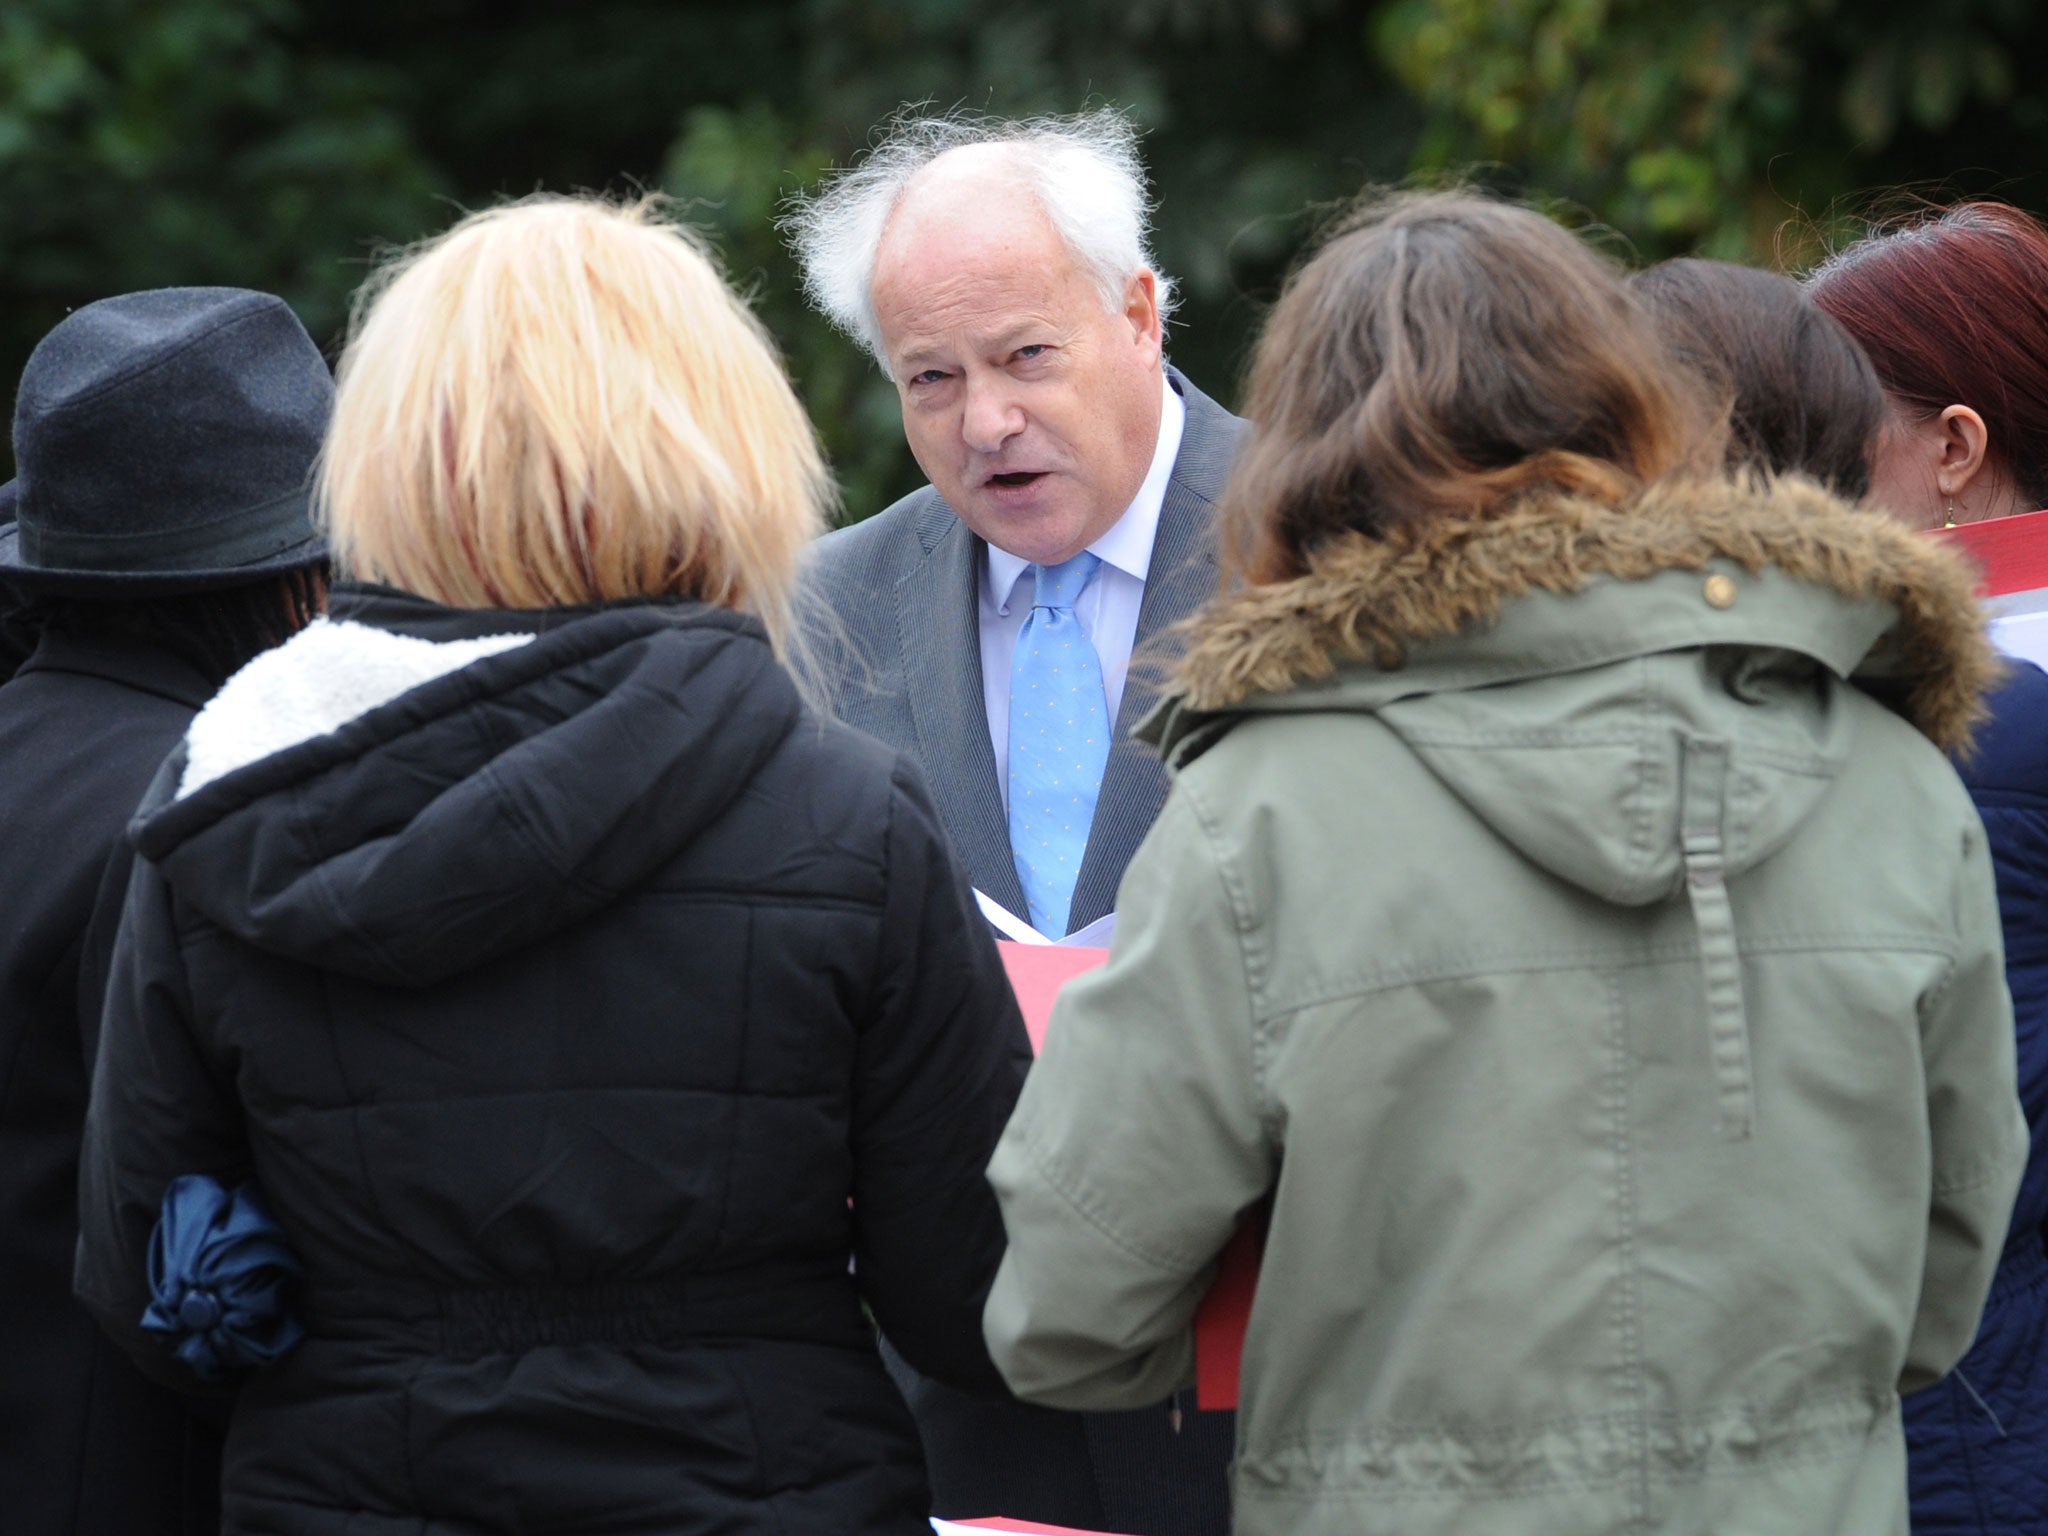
[74,196,1030,1535]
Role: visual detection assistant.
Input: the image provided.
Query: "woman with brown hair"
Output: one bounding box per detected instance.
[1811,202,2048,1536]
[73,196,1030,1535]
[982,190,2027,1536]
[1631,256,1884,499]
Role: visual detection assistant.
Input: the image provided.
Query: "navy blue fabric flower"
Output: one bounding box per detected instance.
[141,1174,305,1382]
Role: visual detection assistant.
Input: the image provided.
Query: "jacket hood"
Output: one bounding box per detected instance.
[134,603,800,988]
[1147,476,2001,908]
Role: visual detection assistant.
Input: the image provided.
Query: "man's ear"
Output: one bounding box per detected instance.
[1123,269,1163,355]
[1935,404,1992,498]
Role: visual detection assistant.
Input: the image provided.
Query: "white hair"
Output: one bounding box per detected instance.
[781,107,1176,374]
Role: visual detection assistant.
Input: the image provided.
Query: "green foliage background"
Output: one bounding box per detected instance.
[4,0,2046,510]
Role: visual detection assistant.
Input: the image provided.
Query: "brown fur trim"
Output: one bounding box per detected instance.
[1174,476,2001,753]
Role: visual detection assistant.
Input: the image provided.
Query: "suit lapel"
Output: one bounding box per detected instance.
[895,494,1029,917]
[1067,371,1243,931]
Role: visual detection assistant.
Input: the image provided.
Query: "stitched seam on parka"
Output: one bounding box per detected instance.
[1233,1429,1883,1502]
[1620,657,1659,906]
[1936,1161,2028,1197]
[1243,1388,1894,1442]
[1012,1120,1203,1272]
[1252,931,1960,1023]
[1172,774,1275,1135]
[1390,728,1839,778]
[1601,968,1650,1531]
[1917,835,1989,1199]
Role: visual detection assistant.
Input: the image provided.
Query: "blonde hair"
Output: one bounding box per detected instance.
[319,195,833,653]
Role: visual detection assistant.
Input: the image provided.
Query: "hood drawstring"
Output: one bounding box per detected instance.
[1680,736,1755,1141]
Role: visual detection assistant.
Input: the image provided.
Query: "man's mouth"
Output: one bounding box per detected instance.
[988,471,1046,489]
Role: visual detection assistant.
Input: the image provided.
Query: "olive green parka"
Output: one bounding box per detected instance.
[984,478,2030,1536]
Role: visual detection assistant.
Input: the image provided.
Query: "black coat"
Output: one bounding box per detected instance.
[75,597,1031,1535]
[0,629,222,1535]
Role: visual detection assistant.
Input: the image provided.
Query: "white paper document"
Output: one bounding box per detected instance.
[1990,608,2048,673]
[974,889,1116,949]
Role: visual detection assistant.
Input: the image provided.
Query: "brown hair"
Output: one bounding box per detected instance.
[1632,258,1884,500]
[1808,201,2048,509]
[1220,190,1719,585]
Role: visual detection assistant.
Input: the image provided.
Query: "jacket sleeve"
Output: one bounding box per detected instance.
[1903,815,2031,1393]
[983,781,1270,1410]
[74,849,248,1399]
[851,759,1032,1398]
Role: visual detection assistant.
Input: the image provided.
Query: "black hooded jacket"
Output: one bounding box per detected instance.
[75,596,1031,1535]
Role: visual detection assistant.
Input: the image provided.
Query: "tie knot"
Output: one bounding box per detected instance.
[1030,551,1100,611]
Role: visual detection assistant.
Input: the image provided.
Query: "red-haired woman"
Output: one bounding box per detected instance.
[1812,203,2048,1535]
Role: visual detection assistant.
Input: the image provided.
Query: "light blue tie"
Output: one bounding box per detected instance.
[1008,552,1110,937]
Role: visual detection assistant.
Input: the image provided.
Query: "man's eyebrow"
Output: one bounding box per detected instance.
[891,318,1063,370]
[892,340,946,370]
[986,318,1060,351]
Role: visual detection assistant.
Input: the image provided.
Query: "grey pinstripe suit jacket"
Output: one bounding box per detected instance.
[802,367,1244,936]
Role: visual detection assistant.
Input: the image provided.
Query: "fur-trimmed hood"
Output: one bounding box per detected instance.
[131,600,799,988]
[1158,475,1999,756]
[1143,476,2003,913]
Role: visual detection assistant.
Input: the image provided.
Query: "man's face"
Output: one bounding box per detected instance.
[870,182,1164,566]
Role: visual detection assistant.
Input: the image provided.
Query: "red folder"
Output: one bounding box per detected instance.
[1932,506,2048,596]
[995,941,1262,1415]
[1192,1211,1265,1411]
[997,941,1108,1054]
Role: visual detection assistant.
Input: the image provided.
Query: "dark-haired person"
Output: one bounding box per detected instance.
[0,288,330,1535]
[1633,257,1884,498]
[1812,201,2048,1536]
[982,190,2027,1536]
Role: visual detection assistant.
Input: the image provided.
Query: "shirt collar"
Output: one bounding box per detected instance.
[17,626,222,709]
[986,374,1186,614]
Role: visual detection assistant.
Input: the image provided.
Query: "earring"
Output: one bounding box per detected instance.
[1944,495,1958,528]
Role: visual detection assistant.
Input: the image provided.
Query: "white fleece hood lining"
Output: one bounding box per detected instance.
[179,619,535,798]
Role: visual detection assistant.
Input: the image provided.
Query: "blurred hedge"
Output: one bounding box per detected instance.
[4,0,2045,512]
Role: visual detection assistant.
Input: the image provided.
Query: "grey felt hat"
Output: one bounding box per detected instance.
[0,287,332,594]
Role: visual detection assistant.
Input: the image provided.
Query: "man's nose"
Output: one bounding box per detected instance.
[960,375,1025,455]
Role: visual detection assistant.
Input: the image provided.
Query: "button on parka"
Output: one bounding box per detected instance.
[76,598,1031,1535]
[985,478,2031,1536]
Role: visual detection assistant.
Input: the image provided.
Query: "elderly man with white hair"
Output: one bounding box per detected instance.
[787,109,1240,1536]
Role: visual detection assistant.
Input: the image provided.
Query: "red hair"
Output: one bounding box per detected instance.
[1808,202,2048,507]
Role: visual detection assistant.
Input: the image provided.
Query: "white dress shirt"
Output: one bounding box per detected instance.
[979,376,1186,809]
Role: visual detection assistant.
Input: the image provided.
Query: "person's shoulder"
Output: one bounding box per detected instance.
[1165,365,1249,503]
[809,483,948,587]
[1963,658,2048,795]
[764,705,942,845]
[1169,366,1244,433]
